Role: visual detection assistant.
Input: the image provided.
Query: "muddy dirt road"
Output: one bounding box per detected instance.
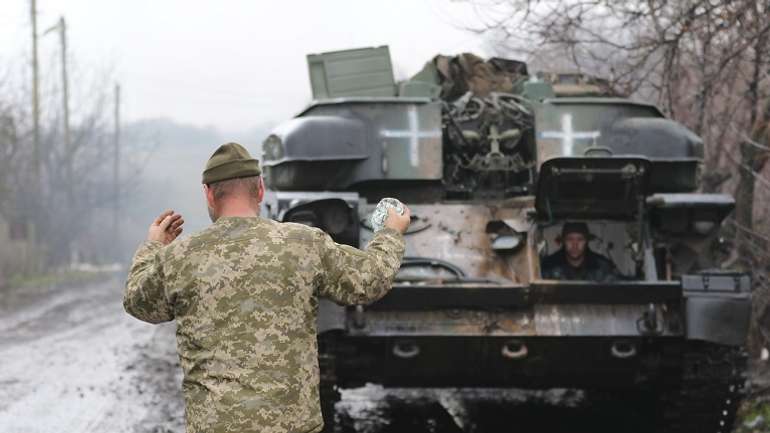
[0,277,183,433]
[3,278,754,433]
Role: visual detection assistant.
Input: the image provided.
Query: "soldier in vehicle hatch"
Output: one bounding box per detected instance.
[541,222,621,281]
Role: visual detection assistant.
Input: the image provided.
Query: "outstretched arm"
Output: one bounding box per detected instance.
[317,207,409,305]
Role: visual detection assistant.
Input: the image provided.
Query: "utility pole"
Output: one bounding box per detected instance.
[59,17,73,263]
[44,17,71,195]
[61,17,74,263]
[30,0,41,183]
[58,17,70,187]
[113,83,121,259]
[28,0,42,248]
[43,17,74,262]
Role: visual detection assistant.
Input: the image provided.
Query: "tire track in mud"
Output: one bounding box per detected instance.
[129,324,185,433]
[0,277,185,433]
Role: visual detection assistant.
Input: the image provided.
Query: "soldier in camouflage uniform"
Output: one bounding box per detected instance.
[124,142,410,433]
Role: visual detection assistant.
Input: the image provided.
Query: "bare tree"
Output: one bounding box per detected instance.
[466,0,770,350]
[0,103,21,215]
[0,41,140,273]
[471,0,769,187]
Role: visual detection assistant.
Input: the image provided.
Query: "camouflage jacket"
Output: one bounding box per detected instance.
[124,216,405,433]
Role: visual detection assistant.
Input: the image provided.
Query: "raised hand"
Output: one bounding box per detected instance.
[147,210,184,245]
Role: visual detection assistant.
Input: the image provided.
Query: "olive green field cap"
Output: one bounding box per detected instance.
[202,142,261,184]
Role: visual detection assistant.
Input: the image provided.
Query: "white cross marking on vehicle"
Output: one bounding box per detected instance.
[539,113,601,155]
[380,105,441,167]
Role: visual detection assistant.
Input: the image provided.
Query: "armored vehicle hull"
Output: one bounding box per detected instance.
[262,46,751,432]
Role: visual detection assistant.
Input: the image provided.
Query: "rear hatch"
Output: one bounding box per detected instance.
[535,157,651,220]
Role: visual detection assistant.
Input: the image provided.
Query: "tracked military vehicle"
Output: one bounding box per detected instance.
[261,46,751,432]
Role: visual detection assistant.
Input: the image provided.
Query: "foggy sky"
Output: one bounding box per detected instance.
[1,0,488,133]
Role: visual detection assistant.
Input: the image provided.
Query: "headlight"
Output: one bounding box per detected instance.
[693,220,716,235]
[262,134,284,161]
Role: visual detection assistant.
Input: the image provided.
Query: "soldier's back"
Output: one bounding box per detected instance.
[159,216,328,433]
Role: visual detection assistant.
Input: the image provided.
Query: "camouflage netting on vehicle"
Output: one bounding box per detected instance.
[412,53,529,101]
